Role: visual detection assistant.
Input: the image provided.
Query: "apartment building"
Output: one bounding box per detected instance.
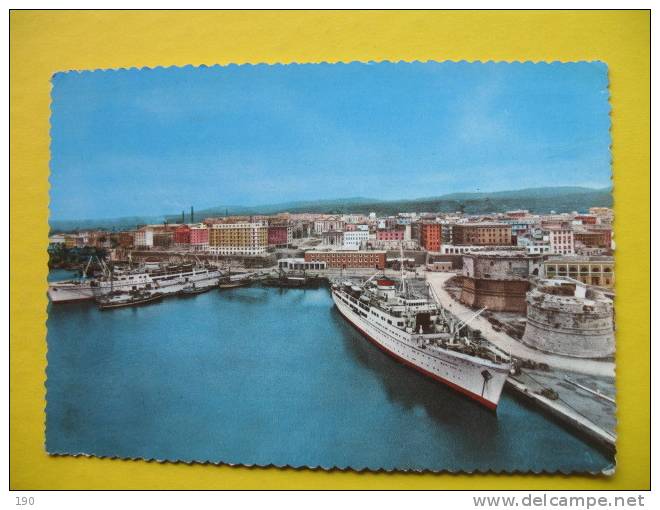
[419,223,442,252]
[548,228,575,255]
[452,223,512,246]
[343,230,369,250]
[208,222,268,256]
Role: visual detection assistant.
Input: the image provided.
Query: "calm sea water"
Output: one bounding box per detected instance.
[46,269,612,472]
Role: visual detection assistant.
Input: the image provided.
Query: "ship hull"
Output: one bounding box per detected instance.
[179,285,215,296]
[49,271,222,302]
[218,281,251,289]
[332,289,508,410]
[98,293,163,310]
[47,283,96,303]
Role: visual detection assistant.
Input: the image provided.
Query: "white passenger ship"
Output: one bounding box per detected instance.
[48,262,222,303]
[331,274,511,410]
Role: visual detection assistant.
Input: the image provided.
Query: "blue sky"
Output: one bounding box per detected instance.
[50,62,610,220]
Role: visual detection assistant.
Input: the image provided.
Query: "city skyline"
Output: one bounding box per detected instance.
[50,62,611,221]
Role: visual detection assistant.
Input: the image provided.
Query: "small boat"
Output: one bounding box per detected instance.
[261,270,323,288]
[218,262,254,289]
[179,283,215,296]
[218,276,253,289]
[96,290,163,310]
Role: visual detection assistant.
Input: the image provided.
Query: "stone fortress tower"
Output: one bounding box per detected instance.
[460,250,543,313]
[522,278,615,358]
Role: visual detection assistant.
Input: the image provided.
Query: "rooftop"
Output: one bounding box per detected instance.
[454,222,512,228]
[463,249,540,259]
[545,255,614,263]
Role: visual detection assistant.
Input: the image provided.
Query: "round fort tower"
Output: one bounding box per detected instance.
[522,278,614,358]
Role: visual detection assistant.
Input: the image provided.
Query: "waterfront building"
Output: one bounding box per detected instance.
[49,234,67,246]
[277,257,328,271]
[439,244,515,255]
[63,232,90,248]
[173,225,191,246]
[304,250,386,269]
[190,224,209,251]
[267,224,292,247]
[452,223,512,246]
[419,222,442,252]
[343,230,369,250]
[440,244,475,255]
[95,232,116,249]
[134,227,154,248]
[63,235,77,248]
[460,250,543,313]
[522,278,614,358]
[153,231,173,248]
[208,222,268,256]
[543,256,614,288]
[548,227,575,255]
[117,232,135,248]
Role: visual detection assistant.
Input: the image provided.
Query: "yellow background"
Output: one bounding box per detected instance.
[10,10,650,489]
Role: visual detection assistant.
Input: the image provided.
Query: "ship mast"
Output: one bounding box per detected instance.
[399,245,406,296]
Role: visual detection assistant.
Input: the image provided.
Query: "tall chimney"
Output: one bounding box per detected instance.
[191,206,194,224]
[181,210,185,224]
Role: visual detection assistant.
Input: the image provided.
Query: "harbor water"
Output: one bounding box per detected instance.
[46,270,612,472]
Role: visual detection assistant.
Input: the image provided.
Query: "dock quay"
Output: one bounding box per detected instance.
[425,272,614,377]
[506,372,616,456]
[425,270,616,456]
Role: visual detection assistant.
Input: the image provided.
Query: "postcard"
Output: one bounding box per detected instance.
[46,61,615,473]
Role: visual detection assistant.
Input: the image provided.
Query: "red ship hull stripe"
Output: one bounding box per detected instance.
[334,301,499,411]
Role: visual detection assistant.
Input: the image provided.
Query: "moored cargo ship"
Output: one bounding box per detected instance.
[331,274,511,410]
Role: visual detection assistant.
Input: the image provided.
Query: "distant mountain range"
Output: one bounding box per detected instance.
[49,186,612,233]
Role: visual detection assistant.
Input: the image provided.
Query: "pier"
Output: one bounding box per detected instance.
[506,374,616,456]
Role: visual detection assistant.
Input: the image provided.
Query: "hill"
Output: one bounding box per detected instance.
[49,186,612,233]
